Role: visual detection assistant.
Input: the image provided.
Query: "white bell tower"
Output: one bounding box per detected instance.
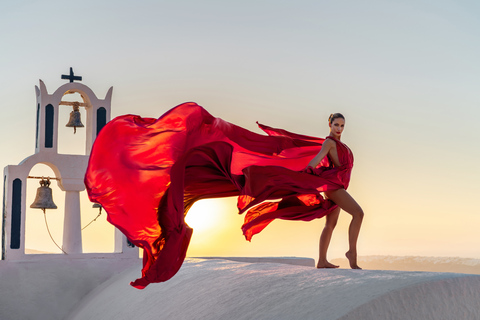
[2,68,138,260]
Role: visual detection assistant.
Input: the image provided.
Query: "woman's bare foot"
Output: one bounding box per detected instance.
[345,251,362,269]
[316,260,339,268]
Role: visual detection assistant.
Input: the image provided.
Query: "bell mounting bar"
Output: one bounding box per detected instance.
[27,176,60,180]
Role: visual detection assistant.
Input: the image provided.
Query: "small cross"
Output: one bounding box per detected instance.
[61,67,82,83]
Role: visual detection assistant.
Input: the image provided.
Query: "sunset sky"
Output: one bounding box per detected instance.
[1,0,479,262]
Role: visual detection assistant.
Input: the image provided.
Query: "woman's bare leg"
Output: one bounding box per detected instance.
[324,189,364,269]
[317,207,340,268]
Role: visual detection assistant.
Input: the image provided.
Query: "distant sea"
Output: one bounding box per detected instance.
[331,255,480,275]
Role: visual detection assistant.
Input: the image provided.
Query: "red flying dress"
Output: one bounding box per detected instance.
[85,102,354,289]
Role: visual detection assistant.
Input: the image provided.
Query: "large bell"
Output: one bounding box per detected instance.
[65,102,84,133]
[30,178,57,210]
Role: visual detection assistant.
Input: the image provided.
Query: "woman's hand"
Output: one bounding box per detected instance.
[302,166,314,174]
[303,165,329,176]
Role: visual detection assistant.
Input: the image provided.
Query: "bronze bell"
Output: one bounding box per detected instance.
[30,178,57,210]
[65,102,84,133]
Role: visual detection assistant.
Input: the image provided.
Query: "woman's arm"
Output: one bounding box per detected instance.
[305,139,335,169]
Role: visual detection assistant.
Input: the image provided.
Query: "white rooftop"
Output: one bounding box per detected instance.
[1,257,479,320]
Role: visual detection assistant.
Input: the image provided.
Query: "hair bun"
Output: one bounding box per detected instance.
[328,113,345,124]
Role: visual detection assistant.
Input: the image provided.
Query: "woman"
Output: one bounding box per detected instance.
[85,103,363,288]
[305,113,363,269]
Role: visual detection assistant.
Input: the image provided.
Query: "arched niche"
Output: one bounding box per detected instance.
[23,161,114,254]
[25,163,64,254]
[57,92,87,155]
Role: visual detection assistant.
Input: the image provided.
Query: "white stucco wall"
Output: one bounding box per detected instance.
[1,257,479,320]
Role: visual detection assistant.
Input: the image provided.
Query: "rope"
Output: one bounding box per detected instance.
[81,208,102,230]
[43,209,67,255]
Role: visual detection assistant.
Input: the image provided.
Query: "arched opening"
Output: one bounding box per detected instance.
[25,163,116,254]
[58,92,87,155]
[25,164,64,254]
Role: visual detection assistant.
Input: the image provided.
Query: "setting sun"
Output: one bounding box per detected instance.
[185,199,226,234]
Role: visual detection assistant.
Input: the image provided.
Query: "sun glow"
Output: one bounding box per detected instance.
[185,199,226,233]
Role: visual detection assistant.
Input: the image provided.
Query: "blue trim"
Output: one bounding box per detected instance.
[45,104,54,148]
[2,175,6,259]
[96,107,107,136]
[35,104,40,149]
[10,179,21,249]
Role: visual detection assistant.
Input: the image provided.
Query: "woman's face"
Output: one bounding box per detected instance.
[329,118,345,138]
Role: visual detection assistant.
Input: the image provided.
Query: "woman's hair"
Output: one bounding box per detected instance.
[328,113,345,124]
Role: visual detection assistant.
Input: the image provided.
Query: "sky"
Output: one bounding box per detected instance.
[1,0,479,262]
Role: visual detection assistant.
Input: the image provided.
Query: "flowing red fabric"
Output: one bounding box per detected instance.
[85,102,353,289]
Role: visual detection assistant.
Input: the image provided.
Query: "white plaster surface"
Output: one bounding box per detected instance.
[1,257,480,320]
[0,258,139,320]
[67,258,480,320]
[197,256,315,267]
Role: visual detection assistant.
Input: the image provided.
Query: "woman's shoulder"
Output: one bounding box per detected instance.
[323,137,337,147]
